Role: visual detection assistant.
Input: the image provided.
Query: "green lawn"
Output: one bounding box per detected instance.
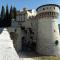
[32,56,60,60]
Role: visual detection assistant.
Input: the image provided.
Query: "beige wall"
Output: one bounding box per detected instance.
[37,16,60,55]
[36,5,60,55]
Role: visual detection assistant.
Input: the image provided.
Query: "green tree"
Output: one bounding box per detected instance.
[1,5,5,20]
[10,5,13,19]
[5,5,11,26]
[6,5,9,20]
[13,6,17,19]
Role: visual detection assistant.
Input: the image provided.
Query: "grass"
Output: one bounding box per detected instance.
[32,56,60,60]
[19,52,60,60]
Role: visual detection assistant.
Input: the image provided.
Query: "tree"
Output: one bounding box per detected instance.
[1,5,5,20]
[6,5,9,20]
[10,5,13,20]
[13,6,17,19]
[5,5,11,27]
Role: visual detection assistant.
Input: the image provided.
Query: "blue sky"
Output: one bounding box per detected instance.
[0,0,60,24]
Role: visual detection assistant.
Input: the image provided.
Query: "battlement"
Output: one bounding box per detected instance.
[36,4,60,18]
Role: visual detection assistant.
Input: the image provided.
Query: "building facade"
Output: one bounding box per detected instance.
[8,4,60,56]
[36,4,60,55]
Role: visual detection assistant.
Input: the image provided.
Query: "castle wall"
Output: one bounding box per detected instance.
[36,4,60,55]
[6,5,60,55]
[7,27,22,52]
[31,17,38,41]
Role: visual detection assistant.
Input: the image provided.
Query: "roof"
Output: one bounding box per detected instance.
[36,4,60,11]
[28,9,32,13]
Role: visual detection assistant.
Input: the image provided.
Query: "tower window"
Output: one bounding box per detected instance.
[55,40,59,46]
[54,30,56,32]
[21,26,25,30]
[22,36,25,40]
[47,7,48,9]
[43,8,45,10]
[15,29,17,32]
[54,7,55,9]
[50,7,51,9]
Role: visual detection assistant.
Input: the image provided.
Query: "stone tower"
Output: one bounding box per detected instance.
[36,4,60,55]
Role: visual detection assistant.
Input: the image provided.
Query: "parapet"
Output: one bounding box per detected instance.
[36,4,60,18]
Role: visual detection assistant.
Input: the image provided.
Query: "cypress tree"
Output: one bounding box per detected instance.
[10,5,13,20]
[1,5,5,20]
[13,6,17,19]
[5,5,10,26]
[6,5,9,20]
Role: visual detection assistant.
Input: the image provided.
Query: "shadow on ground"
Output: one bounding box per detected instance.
[19,51,40,58]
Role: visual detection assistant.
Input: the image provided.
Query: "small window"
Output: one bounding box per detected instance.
[52,12,53,16]
[22,36,25,40]
[54,7,55,9]
[49,12,51,16]
[55,40,59,46]
[54,30,56,32]
[21,26,25,30]
[49,12,50,15]
[47,7,48,9]
[43,8,45,10]
[48,12,50,15]
[30,36,33,40]
[15,29,17,32]
[24,30,27,34]
[50,7,51,9]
